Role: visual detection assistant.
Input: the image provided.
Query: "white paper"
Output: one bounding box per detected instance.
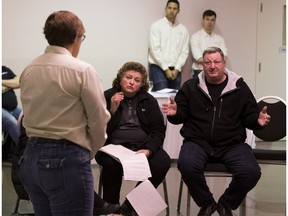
[156,88,178,93]
[127,180,167,216]
[99,144,152,181]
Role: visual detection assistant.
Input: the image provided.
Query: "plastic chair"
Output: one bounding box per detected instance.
[252,96,286,164]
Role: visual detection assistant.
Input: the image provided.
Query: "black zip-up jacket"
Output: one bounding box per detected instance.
[104,88,166,155]
[168,69,263,156]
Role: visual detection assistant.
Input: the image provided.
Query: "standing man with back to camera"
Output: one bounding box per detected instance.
[19,10,120,216]
[148,0,189,91]
[191,9,227,78]
[162,47,270,216]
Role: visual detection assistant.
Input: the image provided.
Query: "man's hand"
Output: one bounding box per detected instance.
[162,97,177,116]
[171,69,179,80]
[2,86,11,93]
[258,106,271,126]
[2,76,20,89]
[165,69,174,80]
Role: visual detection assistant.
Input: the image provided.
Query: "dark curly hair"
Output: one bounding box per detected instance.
[112,61,149,92]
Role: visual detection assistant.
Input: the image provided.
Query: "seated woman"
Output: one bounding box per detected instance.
[95,61,171,215]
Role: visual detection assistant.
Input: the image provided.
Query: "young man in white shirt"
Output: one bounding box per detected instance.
[148,0,189,91]
[191,10,227,78]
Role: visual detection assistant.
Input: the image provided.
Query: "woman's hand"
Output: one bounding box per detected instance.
[136,149,152,158]
[110,92,124,115]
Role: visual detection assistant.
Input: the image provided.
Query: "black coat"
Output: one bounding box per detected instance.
[104,88,166,155]
[168,69,263,156]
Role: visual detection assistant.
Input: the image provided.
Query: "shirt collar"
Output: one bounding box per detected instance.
[201,28,215,37]
[45,45,72,56]
[164,16,179,27]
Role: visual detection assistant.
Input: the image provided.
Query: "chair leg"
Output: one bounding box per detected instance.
[186,189,190,216]
[13,196,20,214]
[239,197,246,216]
[98,165,103,197]
[162,178,169,215]
[177,179,184,213]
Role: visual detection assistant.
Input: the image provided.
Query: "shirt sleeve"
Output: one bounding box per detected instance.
[148,24,169,71]
[190,32,203,61]
[218,36,228,57]
[175,28,190,71]
[81,66,111,156]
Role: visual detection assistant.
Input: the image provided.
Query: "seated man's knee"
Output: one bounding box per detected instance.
[247,164,261,182]
[178,157,203,178]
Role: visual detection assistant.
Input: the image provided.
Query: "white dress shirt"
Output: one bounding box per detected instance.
[148,17,189,71]
[191,29,227,70]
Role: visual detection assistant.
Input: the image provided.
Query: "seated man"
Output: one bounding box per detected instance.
[95,61,171,215]
[2,65,22,159]
[162,47,270,216]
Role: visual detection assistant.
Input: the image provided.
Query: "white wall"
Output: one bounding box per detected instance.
[3,0,261,105]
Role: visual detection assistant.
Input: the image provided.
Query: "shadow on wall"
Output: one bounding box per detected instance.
[181,50,193,85]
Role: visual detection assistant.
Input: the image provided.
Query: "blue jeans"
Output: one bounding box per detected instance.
[149,64,181,91]
[20,137,94,216]
[178,141,261,210]
[2,107,22,144]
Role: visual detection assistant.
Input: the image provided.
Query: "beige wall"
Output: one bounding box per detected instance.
[2,0,276,105]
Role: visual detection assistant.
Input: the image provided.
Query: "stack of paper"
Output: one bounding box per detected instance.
[99,144,152,181]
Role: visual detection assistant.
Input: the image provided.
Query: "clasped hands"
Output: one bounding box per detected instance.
[165,69,179,80]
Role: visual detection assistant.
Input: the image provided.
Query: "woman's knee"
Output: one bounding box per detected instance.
[95,152,120,168]
[150,149,171,173]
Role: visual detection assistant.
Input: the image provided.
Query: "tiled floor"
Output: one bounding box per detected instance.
[2,141,286,216]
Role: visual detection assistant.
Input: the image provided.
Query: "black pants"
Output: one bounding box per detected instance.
[95,147,171,204]
[178,141,261,210]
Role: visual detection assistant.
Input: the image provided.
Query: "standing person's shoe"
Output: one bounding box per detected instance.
[217,200,233,216]
[93,201,121,215]
[197,199,217,216]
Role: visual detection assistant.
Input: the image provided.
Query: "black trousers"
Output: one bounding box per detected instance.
[178,141,261,210]
[95,147,171,204]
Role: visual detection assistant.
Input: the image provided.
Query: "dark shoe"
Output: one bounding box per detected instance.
[121,200,138,216]
[93,202,121,216]
[217,200,233,216]
[197,199,217,216]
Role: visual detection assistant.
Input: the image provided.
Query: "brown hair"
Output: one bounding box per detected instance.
[112,61,149,92]
[43,11,85,47]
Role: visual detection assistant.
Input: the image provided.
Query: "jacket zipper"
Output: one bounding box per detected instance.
[218,98,223,118]
[210,106,217,156]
